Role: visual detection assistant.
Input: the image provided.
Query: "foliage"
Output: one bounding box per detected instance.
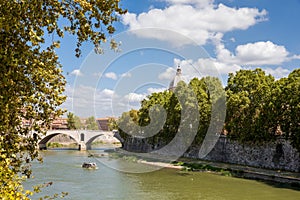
[47,142,64,148]
[118,109,140,140]
[276,69,300,151]
[107,117,118,131]
[225,68,276,142]
[139,90,178,143]
[0,0,126,198]
[118,68,300,152]
[67,112,83,130]
[74,115,84,129]
[67,112,76,130]
[189,77,224,144]
[85,116,98,130]
[117,78,223,148]
[118,90,181,146]
[225,68,300,151]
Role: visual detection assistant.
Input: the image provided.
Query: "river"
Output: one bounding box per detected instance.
[25,147,300,200]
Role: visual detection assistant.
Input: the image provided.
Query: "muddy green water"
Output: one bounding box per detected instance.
[25,148,300,200]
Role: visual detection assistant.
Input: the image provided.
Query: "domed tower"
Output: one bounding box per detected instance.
[169,66,183,91]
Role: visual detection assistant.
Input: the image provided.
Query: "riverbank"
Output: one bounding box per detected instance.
[112,148,300,187]
[176,158,300,187]
[142,157,300,187]
[138,160,184,169]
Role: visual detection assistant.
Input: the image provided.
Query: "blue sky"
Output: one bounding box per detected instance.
[58,0,300,117]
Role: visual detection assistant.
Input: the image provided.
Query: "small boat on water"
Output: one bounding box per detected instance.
[82,162,97,169]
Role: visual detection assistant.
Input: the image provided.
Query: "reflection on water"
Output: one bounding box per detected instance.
[25,148,300,200]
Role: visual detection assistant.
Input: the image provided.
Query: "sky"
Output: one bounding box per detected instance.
[56,0,300,118]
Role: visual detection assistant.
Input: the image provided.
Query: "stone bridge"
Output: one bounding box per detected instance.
[38,130,123,150]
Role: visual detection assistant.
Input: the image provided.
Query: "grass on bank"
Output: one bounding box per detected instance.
[172,161,233,176]
[46,142,78,148]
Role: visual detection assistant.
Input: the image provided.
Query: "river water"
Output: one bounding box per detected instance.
[25,147,300,200]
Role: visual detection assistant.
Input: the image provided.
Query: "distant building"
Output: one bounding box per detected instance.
[96,117,117,131]
[50,118,68,130]
[169,66,184,91]
[21,117,68,130]
[22,116,117,131]
[97,118,109,131]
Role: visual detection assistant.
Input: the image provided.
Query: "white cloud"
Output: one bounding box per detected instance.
[235,41,289,65]
[158,57,293,85]
[216,41,293,66]
[70,69,83,76]
[104,72,118,80]
[264,67,290,79]
[291,54,300,60]
[60,85,118,117]
[122,2,267,45]
[103,72,133,80]
[147,87,166,94]
[99,89,115,98]
[159,58,241,83]
[121,72,132,78]
[62,84,152,117]
[195,58,241,76]
[158,67,176,80]
[124,93,146,103]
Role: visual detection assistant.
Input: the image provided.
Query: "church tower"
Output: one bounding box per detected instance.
[169,66,183,91]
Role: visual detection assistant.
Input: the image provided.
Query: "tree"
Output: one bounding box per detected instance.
[118,109,140,141]
[189,77,219,144]
[86,116,98,130]
[138,90,176,142]
[118,77,224,151]
[107,117,118,131]
[67,112,76,130]
[277,69,300,150]
[119,80,203,149]
[74,115,84,130]
[0,0,126,198]
[67,112,83,130]
[225,68,276,142]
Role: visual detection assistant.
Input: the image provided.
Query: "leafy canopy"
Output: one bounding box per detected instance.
[0,0,126,199]
[225,68,276,142]
[118,77,224,149]
[85,116,98,130]
[118,69,300,153]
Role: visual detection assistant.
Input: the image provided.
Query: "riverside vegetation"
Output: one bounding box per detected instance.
[118,68,300,152]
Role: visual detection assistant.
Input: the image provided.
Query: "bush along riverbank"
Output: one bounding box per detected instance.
[47,142,78,148]
[172,161,233,176]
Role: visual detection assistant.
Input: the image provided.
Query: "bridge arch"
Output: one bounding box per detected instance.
[85,133,121,149]
[38,132,80,149]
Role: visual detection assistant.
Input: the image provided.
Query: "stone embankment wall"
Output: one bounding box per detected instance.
[122,136,300,172]
[185,136,300,172]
